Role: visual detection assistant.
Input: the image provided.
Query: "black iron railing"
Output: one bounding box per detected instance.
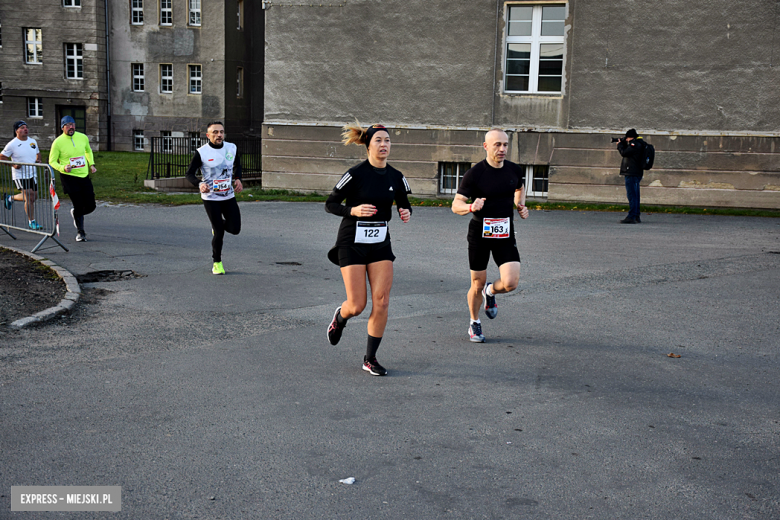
[147,137,262,182]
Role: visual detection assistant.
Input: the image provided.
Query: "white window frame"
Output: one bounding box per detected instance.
[160,0,172,26]
[65,43,83,79]
[504,3,566,94]
[438,162,471,195]
[237,0,243,30]
[189,64,202,94]
[131,0,144,25]
[24,28,43,64]
[523,164,549,197]
[160,64,173,93]
[161,131,173,153]
[236,67,243,98]
[132,63,145,91]
[63,0,81,7]
[27,97,43,118]
[134,130,145,151]
[189,0,201,26]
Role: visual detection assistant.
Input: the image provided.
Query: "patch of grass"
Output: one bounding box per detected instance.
[38,150,780,217]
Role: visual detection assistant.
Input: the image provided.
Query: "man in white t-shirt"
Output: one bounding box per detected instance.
[1,121,43,230]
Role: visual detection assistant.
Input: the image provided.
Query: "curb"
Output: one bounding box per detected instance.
[1,245,81,329]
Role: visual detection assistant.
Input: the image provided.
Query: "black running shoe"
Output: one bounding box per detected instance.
[362,356,387,376]
[327,306,346,345]
[483,282,498,319]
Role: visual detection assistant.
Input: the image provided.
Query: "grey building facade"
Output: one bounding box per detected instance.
[0,0,263,152]
[261,0,780,209]
[0,0,109,148]
[108,0,263,152]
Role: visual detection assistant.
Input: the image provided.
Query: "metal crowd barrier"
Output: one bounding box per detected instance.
[0,160,68,253]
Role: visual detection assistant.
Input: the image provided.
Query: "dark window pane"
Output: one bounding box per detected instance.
[506,59,530,75]
[507,43,530,59]
[506,75,529,91]
[538,59,562,76]
[540,43,564,59]
[537,77,562,92]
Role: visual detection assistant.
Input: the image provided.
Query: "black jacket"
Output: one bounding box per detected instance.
[617,138,645,177]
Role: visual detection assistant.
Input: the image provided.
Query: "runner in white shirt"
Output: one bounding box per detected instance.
[1,121,43,230]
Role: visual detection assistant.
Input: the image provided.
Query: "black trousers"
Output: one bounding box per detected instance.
[203,198,241,262]
[59,173,96,219]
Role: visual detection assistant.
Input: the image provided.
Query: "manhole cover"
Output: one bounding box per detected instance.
[76,270,145,283]
[276,262,302,266]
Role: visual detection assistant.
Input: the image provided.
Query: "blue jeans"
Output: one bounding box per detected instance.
[625,176,641,220]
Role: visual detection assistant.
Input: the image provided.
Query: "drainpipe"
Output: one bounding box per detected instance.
[104,0,112,150]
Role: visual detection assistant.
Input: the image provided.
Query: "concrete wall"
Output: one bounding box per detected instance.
[0,0,109,149]
[261,0,780,209]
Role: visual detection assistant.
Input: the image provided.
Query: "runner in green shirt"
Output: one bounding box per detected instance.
[48,116,97,242]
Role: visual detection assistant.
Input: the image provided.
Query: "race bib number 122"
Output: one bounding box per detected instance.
[355,221,388,244]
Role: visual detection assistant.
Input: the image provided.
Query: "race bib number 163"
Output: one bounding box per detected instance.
[482,217,510,239]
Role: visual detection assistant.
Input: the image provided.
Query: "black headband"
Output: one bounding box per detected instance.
[364,125,388,147]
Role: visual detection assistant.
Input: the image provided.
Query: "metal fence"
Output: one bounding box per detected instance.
[0,160,68,253]
[146,137,262,182]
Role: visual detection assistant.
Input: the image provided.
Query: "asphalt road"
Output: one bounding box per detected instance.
[1,201,779,519]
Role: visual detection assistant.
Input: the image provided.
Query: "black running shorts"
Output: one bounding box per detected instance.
[468,239,521,272]
[337,241,396,268]
[14,178,37,191]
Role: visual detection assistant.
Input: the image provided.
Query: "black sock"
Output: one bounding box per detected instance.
[336,312,347,326]
[366,335,382,359]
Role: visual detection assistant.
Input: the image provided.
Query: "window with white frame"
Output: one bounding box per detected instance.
[189,132,202,152]
[160,0,172,25]
[237,0,243,29]
[504,4,565,94]
[27,97,43,118]
[161,131,173,153]
[65,43,83,79]
[189,0,201,26]
[438,162,471,194]
[160,64,173,93]
[132,63,145,91]
[236,67,243,98]
[63,0,81,6]
[134,130,144,150]
[189,64,201,94]
[24,28,43,64]
[131,0,144,24]
[521,164,549,197]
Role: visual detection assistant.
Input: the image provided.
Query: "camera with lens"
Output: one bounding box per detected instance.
[611,137,622,143]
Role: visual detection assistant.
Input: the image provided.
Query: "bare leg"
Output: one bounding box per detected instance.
[339,264,368,319]
[365,260,394,337]
[468,270,487,321]
[491,261,520,294]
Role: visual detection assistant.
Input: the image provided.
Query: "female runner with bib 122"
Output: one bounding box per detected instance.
[325,122,413,376]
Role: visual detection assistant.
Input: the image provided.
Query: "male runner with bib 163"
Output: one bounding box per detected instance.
[325,122,413,376]
[452,128,529,343]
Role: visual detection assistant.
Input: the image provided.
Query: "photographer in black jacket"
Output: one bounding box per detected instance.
[617,128,645,224]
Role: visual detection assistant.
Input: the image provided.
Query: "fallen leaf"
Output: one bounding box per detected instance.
[667,353,682,358]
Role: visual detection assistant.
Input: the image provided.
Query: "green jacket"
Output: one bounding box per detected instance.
[49,132,94,178]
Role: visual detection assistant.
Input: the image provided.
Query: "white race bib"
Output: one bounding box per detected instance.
[355,221,388,244]
[482,217,510,239]
[212,179,231,193]
[69,156,86,168]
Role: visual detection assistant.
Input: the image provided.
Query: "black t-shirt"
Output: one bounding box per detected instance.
[457,159,525,243]
[325,160,413,247]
